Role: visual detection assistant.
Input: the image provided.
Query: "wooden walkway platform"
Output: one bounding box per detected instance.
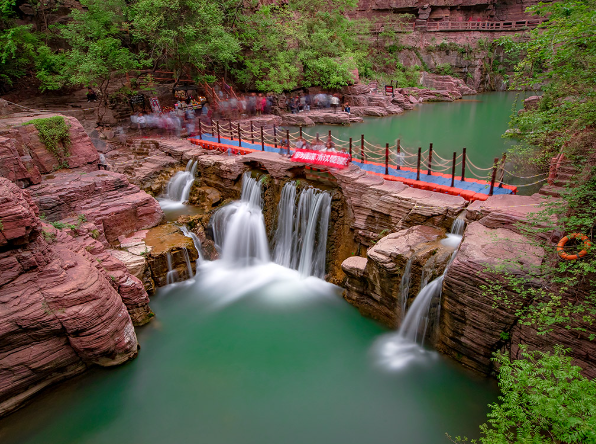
[189,136,516,202]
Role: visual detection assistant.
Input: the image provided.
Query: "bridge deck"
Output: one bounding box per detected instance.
[190,135,515,202]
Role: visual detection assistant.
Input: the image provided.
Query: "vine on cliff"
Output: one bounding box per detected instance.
[24,116,71,169]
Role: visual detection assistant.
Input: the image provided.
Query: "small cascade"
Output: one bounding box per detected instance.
[210,172,269,267]
[166,252,179,284]
[272,182,297,268]
[375,222,464,369]
[450,214,466,236]
[165,159,197,203]
[182,247,193,279]
[272,182,332,278]
[399,257,413,319]
[180,225,204,269]
[398,275,445,344]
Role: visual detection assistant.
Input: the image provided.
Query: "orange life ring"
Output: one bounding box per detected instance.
[557,233,592,260]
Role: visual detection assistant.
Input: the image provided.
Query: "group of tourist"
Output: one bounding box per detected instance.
[130,107,207,137]
[286,93,350,114]
[213,93,273,120]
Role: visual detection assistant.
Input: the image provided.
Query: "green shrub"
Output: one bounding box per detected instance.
[24,116,71,169]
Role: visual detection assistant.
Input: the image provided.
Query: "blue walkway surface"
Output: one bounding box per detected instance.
[191,135,513,196]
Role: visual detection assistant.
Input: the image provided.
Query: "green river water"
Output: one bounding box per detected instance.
[0,264,497,444]
[305,91,529,176]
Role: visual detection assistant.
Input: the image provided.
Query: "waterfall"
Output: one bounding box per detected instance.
[397,276,445,344]
[209,172,270,267]
[182,247,193,279]
[166,252,179,284]
[272,182,332,278]
[180,225,204,269]
[272,182,297,268]
[374,222,464,369]
[450,214,466,236]
[165,159,197,202]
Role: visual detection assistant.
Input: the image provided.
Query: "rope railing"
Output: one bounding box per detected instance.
[193,120,545,194]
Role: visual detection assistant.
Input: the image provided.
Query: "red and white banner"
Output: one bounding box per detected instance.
[291,149,351,169]
[149,97,161,113]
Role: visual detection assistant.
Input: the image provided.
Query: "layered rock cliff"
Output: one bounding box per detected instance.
[0,179,142,417]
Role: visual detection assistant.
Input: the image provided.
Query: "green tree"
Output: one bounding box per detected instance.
[234,0,363,92]
[39,0,142,122]
[129,0,240,84]
[502,0,596,167]
[449,347,596,444]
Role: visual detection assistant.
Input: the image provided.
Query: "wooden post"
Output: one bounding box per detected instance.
[427,143,433,175]
[349,137,352,158]
[416,147,421,181]
[299,126,303,139]
[198,119,202,140]
[250,121,254,144]
[216,121,221,144]
[489,157,498,196]
[451,152,456,187]
[328,130,331,140]
[286,129,290,156]
[273,125,277,148]
[229,120,233,141]
[260,126,264,151]
[396,139,401,170]
[237,122,241,147]
[498,153,507,188]
[461,147,467,182]
[360,135,364,163]
[385,143,389,175]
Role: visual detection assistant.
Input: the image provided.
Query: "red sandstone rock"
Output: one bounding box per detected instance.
[0,114,99,174]
[419,72,477,96]
[0,181,141,417]
[343,225,452,328]
[0,178,40,247]
[0,136,42,187]
[27,170,164,243]
[466,193,560,241]
[333,165,467,245]
[437,222,544,374]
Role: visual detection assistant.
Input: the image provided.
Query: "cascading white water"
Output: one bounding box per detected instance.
[182,247,193,279]
[450,214,466,236]
[210,172,269,267]
[166,252,179,284]
[180,225,204,270]
[272,183,297,268]
[374,223,464,370]
[165,159,197,203]
[272,182,332,278]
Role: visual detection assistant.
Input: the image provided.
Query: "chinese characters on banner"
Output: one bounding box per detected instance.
[290,149,351,169]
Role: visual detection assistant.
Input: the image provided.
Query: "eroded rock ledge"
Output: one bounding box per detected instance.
[0,179,146,417]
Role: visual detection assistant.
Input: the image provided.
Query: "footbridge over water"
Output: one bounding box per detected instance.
[188,121,522,202]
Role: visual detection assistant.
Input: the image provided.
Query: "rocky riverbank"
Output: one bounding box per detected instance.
[0,107,593,416]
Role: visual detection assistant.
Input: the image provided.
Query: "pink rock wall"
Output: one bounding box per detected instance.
[0,177,151,417]
[0,114,99,179]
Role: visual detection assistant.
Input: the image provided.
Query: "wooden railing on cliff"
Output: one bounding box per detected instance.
[424,19,544,32]
[371,19,545,34]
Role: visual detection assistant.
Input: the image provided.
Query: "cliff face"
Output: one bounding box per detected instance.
[0,178,140,417]
[0,111,165,417]
[354,0,543,23]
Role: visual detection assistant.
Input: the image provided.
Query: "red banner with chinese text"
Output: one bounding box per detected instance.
[290,149,351,169]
